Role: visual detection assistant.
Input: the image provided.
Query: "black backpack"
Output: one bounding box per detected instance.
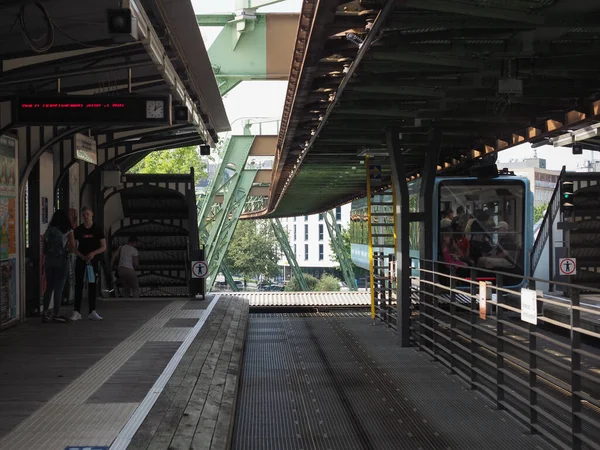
[43,226,66,266]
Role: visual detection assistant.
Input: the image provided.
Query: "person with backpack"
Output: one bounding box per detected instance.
[42,209,76,323]
[71,206,106,321]
[112,235,140,298]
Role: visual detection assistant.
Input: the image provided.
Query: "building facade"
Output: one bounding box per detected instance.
[498,158,560,206]
[279,204,351,279]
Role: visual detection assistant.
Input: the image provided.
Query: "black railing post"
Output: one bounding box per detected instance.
[571,288,582,450]
[470,267,477,390]
[418,259,426,351]
[528,279,538,434]
[432,259,439,359]
[449,264,457,374]
[387,129,412,347]
[496,273,504,410]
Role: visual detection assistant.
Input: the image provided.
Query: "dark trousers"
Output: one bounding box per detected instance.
[74,259,98,314]
[43,263,68,315]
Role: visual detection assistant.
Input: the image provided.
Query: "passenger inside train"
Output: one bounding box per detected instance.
[437,179,526,280]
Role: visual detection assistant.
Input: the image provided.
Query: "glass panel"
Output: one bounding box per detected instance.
[438,180,525,277]
[318,224,323,241]
[409,178,421,213]
[336,207,341,221]
[304,244,308,260]
[304,224,308,241]
[319,244,323,260]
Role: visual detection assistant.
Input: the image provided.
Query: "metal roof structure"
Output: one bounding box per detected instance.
[0,0,229,159]
[265,0,600,218]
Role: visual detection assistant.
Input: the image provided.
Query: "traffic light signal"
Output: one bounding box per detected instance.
[561,180,574,218]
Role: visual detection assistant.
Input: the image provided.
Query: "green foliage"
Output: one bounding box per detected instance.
[224,220,280,280]
[128,145,207,185]
[315,274,341,292]
[285,273,318,291]
[534,203,549,223]
[329,225,351,265]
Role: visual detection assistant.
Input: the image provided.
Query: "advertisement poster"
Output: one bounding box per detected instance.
[0,260,16,323]
[0,135,17,325]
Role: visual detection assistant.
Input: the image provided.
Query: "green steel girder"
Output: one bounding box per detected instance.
[243,195,268,214]
[221,262,240,292]
[324,209,358,291]
[270,218,309,291]
[235,0,285,10]
[204,172,242,260]
[206,170,257,289]
[196,5,295,95]
[196,14,235,26]
[197,135,255,243]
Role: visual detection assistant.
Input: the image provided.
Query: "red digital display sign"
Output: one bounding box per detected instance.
[14,95,172,126]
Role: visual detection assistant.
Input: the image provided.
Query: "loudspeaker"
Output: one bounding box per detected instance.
[200,144,210,156]
[572,143,583,155]
[173,106,189,123]
[107,9,132,34]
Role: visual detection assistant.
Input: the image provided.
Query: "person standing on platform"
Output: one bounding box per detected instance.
[70,206,106,321]
[41,209,76,323]
[115,235,141,298]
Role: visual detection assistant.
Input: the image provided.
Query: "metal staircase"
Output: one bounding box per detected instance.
[105,172,198,297]
[532,168,600,292]
[563,172,600,291]
[366,159,397,323]
[531,167,564,277]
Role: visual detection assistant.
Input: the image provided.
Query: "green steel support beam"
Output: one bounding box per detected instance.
[197,135,255,244]
[196,11,297,95]
[235,0,285,10]
[270,218,309,291]
[324,210,358,291]
[221,263,239,292]
[243,195,268,214]
[206,170,257,289]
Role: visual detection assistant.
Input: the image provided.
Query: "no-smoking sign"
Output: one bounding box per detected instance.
[191,260,208,278]
[559,258,577,276]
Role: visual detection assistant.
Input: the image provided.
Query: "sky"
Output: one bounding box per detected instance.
[191,0,597,172]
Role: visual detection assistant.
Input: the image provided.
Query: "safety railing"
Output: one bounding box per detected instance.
[373,252,397,328]
[531,166,565,274]
[410,257,600,450]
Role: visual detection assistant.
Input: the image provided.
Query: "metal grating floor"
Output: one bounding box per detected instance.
[232,311,552,450]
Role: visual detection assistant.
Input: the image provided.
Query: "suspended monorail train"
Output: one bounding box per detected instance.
[350,173,534,289]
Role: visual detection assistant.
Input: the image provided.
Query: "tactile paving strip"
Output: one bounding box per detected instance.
[232,312,552,450]
[0,300,208,450]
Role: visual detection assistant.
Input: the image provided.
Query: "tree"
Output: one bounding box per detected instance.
[128,145,207,186]
[315,274,341,291]
[285,273,318,291]
[534,202,549,223]
[224,220,280,280]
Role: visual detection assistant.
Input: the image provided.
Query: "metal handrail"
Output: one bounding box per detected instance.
[414,255,600,296]
[531,166,565,273]
[409,256,600,449]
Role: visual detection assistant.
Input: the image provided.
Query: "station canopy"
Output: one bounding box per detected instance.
[266,0,600,218]
[0,0,229,168]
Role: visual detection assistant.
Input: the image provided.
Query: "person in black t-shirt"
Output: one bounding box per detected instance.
[70,206,106,321]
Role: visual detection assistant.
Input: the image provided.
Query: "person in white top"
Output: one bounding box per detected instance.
[113,235,140,297]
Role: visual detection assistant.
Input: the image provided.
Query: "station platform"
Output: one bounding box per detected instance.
[0,293,553,450]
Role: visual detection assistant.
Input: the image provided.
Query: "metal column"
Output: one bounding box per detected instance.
[387,130,411,347]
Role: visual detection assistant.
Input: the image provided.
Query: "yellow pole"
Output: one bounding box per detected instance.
[366,155,375,319]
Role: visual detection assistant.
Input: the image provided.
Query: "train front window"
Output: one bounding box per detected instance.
[438,180,525,277]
